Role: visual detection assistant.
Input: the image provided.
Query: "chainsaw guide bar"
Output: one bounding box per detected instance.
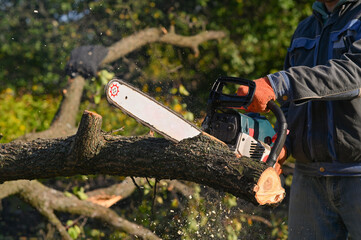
[105,79,202,143]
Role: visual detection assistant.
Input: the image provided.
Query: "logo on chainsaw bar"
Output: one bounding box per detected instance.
[110,83,119,97]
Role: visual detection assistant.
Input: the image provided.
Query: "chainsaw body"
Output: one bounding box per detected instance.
[106,77,287,167]
[204,110,275,162]
[202,76,287,165]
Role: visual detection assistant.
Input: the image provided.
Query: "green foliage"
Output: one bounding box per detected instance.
[89,69,114,104]
[89,228,105,239]
[0,89,60,143]
[270,213,289,240]
[67,220,82,240]
[72,186,88,200]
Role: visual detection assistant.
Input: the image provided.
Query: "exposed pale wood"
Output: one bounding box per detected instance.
[253,167,285,205]
[87,195,123,208]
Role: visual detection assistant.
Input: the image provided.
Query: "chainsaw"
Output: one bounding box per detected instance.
[105,77,287,168]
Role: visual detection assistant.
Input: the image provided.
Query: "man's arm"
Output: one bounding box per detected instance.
[268,39,361,104]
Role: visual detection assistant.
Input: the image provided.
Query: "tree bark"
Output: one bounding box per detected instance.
[0,111,284,205]
[102,27,226,64]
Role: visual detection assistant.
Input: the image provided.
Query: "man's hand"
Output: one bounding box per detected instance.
[274,147,287,175]
[65,45,108,78]
[237,77,276,112]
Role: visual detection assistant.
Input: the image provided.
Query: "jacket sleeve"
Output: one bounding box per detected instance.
[268,38,361,104]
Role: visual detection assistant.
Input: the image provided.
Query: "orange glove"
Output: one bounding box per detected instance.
[237,77,276,112]
[274,147,287,175]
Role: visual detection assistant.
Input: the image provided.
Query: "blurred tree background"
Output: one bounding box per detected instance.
[0,0,313,239]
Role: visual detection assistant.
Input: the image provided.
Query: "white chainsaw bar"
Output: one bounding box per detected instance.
[105,79,202,143]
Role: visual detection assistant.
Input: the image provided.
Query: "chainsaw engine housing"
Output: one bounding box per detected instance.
[204,109,275,162]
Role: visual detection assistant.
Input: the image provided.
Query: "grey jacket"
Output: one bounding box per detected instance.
[268,0,361,175]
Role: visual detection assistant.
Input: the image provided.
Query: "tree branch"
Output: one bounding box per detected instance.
[0,180,160,240]
[102,27,226,64]
[86,177,138,198]
[71,110,104,163]
[40,209,72,240]
[0,111,284,205]
[85,178,195,208]
[162,180,194,199]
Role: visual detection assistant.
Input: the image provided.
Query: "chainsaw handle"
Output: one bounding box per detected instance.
[206,76,287,167]
[209,76,256,109]
[266,101,288,167]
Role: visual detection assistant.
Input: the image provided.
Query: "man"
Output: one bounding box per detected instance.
[239,0,361,239]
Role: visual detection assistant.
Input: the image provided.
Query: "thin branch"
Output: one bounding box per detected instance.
[86,177,138,198]
[0,180,161,240]
[162,180,194,199]
[39,209,72,240]
[239,213,272,228]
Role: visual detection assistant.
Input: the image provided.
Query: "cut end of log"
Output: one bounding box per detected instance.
[253,167,285,205]
[83,110,102,119]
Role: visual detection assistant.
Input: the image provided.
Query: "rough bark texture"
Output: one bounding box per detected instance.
[0,111,284,205]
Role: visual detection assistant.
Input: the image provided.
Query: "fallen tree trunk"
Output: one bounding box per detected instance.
[0,111,284,205]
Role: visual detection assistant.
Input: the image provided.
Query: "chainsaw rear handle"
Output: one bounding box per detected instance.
[208,76,256,109]
[266,101,288,167]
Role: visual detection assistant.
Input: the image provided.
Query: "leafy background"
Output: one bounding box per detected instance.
[0,0,313,239]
